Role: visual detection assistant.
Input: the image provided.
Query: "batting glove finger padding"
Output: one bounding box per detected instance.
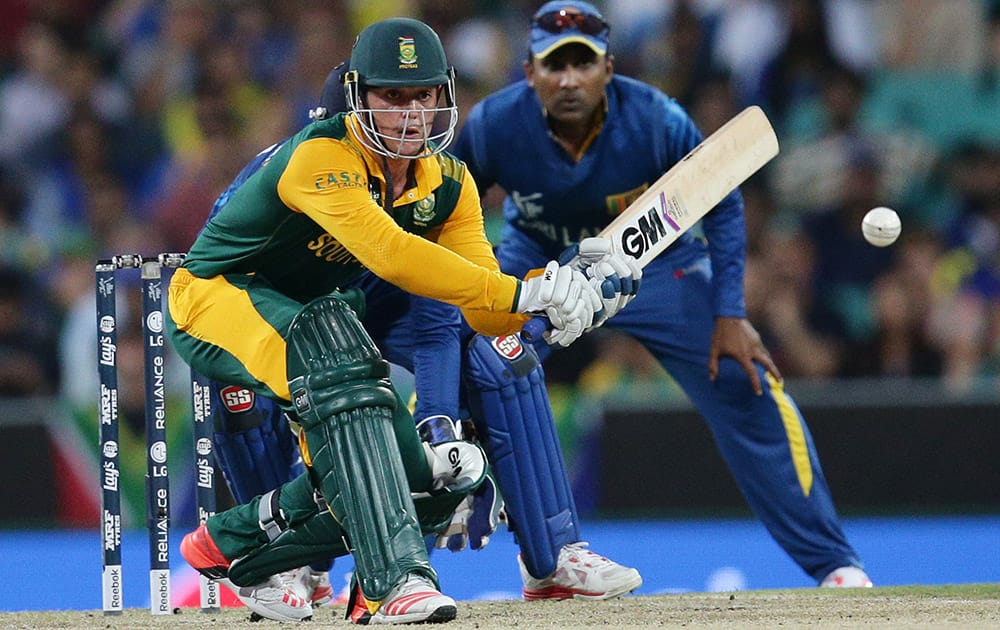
[559,236,614,268]
[559,237,642,323]
[517,262,601,347]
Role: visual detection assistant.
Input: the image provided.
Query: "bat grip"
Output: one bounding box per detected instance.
[520,316,553,362]
[520,316,549,343]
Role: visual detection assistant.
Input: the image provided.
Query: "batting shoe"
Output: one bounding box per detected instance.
[347,573,457,625]
[519,542,643,600]
[820,567,873,588]
[180,524,313,622]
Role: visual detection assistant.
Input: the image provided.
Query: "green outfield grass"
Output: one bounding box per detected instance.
[3,584,998,628]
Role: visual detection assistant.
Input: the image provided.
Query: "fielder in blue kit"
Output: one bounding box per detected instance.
[450,0,872,588]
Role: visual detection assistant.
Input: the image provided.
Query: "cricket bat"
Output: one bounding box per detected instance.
[599,105,778,269]
[522,106,778,343]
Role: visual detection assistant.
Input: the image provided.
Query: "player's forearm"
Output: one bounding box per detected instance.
[375,241,520,313]
[462,308,530,337]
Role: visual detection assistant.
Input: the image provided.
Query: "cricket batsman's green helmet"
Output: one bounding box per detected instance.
[349,17,451,87]
[343,17,458,159]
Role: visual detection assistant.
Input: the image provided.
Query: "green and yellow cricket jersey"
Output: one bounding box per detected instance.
[168,112,527,400]
[182,112,525,329]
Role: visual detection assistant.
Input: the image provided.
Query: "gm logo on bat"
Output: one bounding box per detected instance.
[618,191,686,260]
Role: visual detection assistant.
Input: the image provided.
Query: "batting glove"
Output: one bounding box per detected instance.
[516,261,603,347]
[418,417,487,495]
[559,237,642,326]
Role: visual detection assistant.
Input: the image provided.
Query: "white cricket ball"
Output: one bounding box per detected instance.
[862,206,901,247]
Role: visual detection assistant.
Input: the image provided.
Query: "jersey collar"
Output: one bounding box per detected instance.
[543,93,608,162]
[346,114,443,206]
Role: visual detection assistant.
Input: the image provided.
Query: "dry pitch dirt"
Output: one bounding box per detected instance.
[3,585,999,629]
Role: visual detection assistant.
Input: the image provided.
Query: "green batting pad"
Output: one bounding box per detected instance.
[226,490,470,587]
[286,294,433,601]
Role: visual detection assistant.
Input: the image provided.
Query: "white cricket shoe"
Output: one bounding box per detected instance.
[181,524,313,621]
[286,566,334,606]
[820,566,874,588]
[519,542,643,600]
[219,574,313,622]
[348,573,457,625]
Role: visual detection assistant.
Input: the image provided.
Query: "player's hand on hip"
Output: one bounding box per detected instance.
[559,237,642,325]
[708,317,782,396]
[517,261,602,347]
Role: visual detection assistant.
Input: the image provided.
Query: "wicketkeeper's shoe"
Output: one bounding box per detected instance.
[230,574,314,622]
[286,566,334,606]
[180,524,314,622]
[820,566,873,588]
[519,542,643,600]
[347,573,457,625]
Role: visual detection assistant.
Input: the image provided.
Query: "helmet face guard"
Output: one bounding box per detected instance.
[344,17,459,159]
[344,68,458,159]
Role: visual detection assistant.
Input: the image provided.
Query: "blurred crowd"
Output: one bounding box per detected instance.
[3,0,1000,417]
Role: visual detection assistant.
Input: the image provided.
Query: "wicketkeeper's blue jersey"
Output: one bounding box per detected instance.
[453,74,747,319]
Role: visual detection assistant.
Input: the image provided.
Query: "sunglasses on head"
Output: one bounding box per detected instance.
[533,9,608,36]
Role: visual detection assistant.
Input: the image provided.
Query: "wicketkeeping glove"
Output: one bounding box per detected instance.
[420,416,506,551]
[435,469,504,551]
[559,237,642,327]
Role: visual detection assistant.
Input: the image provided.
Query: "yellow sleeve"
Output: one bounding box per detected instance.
[432,167,530,336]
[276,138,524,328]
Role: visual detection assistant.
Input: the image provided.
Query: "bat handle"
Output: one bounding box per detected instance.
[521,316,549,343]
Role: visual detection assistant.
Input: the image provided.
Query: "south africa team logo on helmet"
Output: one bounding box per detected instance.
[398,36,417,67]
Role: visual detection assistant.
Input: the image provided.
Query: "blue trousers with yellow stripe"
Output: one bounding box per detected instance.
[497,235,863,583]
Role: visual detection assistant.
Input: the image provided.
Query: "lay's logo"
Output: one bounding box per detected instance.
[398,36,417,67]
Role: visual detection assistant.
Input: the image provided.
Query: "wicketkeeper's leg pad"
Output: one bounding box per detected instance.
[286,293,433,602]
[463,332,581,579]
[210,381,304,505]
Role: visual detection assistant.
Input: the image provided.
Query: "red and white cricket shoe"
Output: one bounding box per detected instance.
[820,566,873,588]
[519,542,642,600]
[233,574,313,622]
[348,573,457,625]
[286,566,334,606]
[180,524,313,622]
